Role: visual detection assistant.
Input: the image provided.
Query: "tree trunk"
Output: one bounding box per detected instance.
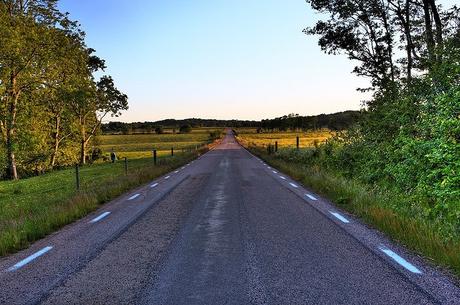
[422,0,436,64]
[80,120,87,165]
[6,130,18,180]
[428,0,443,45]
[50,115,60,168]
[6,74,19,180]
[80,139,86,165]
[403,0,413,82]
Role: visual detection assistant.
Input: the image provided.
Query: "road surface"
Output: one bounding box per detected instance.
[1,130,459,304]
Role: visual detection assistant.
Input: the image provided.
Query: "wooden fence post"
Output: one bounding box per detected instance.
[75,164,80,190]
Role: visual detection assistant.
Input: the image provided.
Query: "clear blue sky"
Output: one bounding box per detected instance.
[59,0,372,122]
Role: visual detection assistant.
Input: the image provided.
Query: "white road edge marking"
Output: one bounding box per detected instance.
[165,176,171,180]
[279,176,286,180]
[305,194,318,201]
[89,211,111,224]
[128,194,140,200]
[329,211,350,223]
[150,183,159,188]
[289,182,299,188]
[272,170,278,174]
[379,247,422,274]
[8,246,53,272]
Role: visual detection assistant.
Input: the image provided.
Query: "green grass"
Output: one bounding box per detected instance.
[239,139,460,278]
[98,130,217,160]
[0,128,223,256]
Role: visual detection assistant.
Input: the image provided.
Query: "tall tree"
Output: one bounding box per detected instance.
[0,0,78,179]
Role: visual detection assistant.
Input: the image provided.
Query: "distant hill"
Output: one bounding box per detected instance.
[101,110,361,134]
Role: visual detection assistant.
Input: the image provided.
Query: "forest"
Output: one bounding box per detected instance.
[0,0,128,179]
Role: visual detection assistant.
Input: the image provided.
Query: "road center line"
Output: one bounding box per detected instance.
[289,182,298,188]
[165,176,170,180]
[379,247,422,274]
[279,176,286,180]
[305,194,318,201]
[128,194,140,200]
[150,183,159,188]
[89,212,111,223]
[329,211,350,223]
[8,246,53,272]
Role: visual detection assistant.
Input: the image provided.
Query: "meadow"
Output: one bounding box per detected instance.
[235,128,333,148]
[0,129,222,256]
[98,128,219,159]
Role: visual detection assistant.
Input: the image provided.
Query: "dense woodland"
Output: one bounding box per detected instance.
[0,0,128,179]
[304,0,459,226]
[101,111,360,134]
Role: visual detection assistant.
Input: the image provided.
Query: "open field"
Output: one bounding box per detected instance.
[235,128,334,148]
[98,128,220,160]
[0,129,222,256]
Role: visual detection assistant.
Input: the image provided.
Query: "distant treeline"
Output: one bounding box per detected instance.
[260,111,360,131]
[102,111,361,134]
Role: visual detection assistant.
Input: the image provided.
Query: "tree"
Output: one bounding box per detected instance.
[70,70,128,164]
[155,126,164,134]
[0,0,80,179]
[179,124,192,133]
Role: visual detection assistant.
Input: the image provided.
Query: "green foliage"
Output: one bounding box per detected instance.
[179,124,192,133]
[244,144,460,277]
[0,1,128,179]
[155,126,164,134]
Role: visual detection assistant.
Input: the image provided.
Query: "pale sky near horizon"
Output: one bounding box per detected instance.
[57,1,412,122]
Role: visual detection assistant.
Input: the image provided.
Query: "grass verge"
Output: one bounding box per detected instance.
[242,143,460,279]
[0,147,211,257]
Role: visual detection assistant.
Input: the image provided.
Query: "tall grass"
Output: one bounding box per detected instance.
[242,142,460,278]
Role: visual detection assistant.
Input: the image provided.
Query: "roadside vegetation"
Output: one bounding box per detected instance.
[238,134,460,277]
[0,129,223,256]
[235,0,460,277]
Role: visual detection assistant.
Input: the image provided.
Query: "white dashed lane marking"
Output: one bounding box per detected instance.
[329,211,350,223]
[8,246,53,272]
[128,194,140,201]
[272,170,278,174]
[150,183,159,188]
[164,176,170,180]
[379,247,422,274]
[289,182,298,188]
[89,212,111,224]
[305,194,318,201]
[279,176,286,180]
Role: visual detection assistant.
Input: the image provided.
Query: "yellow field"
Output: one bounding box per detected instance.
[236,128,333,149]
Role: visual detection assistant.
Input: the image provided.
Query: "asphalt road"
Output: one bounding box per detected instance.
[1,130,459,304]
